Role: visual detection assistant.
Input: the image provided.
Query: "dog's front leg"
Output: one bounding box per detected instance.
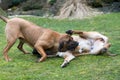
[34,45,47,62]
[61,60,69,68]
[61,53,75,68]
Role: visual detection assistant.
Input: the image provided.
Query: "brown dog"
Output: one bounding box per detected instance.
[0,15,78,62]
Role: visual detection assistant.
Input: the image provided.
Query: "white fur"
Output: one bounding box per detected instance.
[72,35,92,53]
[83,32,108,44]
[56,51,75,67]
[90,40,104,54]
[57,31,109,67]
[56,51,75,62]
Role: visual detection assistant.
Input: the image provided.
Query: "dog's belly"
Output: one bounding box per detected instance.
[90,40,104,54]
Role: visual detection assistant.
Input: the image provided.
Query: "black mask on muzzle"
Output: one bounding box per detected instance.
[67,41,79,51]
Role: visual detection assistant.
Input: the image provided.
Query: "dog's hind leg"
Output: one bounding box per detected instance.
[3,24,19,61]
[17,39,29,54]
[3,39,16,61]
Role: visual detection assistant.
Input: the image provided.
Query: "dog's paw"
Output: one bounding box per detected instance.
[36,57,46,62]
[66,30,73,35]
[5,58,12,62]
[61,60,69,68]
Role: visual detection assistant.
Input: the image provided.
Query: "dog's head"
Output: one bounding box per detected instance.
[58,34,79,52]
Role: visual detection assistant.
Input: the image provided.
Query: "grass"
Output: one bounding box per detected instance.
[0,13,120,80]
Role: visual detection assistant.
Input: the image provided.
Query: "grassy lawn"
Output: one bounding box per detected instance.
[0,13,120,80]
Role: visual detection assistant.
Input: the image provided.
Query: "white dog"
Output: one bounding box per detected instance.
[57,30,115,68]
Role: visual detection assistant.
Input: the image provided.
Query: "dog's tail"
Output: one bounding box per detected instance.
[0,15,9,23]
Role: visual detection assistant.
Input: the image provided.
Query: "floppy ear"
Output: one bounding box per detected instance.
[58,41,66,52]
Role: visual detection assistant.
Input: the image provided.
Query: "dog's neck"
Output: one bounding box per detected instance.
[54,33,66,42]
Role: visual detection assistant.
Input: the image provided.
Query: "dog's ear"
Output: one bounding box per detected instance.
[58,41,64,51]
[58,41,67,52]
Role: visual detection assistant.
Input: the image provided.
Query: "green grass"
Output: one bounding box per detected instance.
[0,13,120,80]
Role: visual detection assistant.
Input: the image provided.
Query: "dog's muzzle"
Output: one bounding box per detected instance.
[58,40,79,52]
[67,41,79,51]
